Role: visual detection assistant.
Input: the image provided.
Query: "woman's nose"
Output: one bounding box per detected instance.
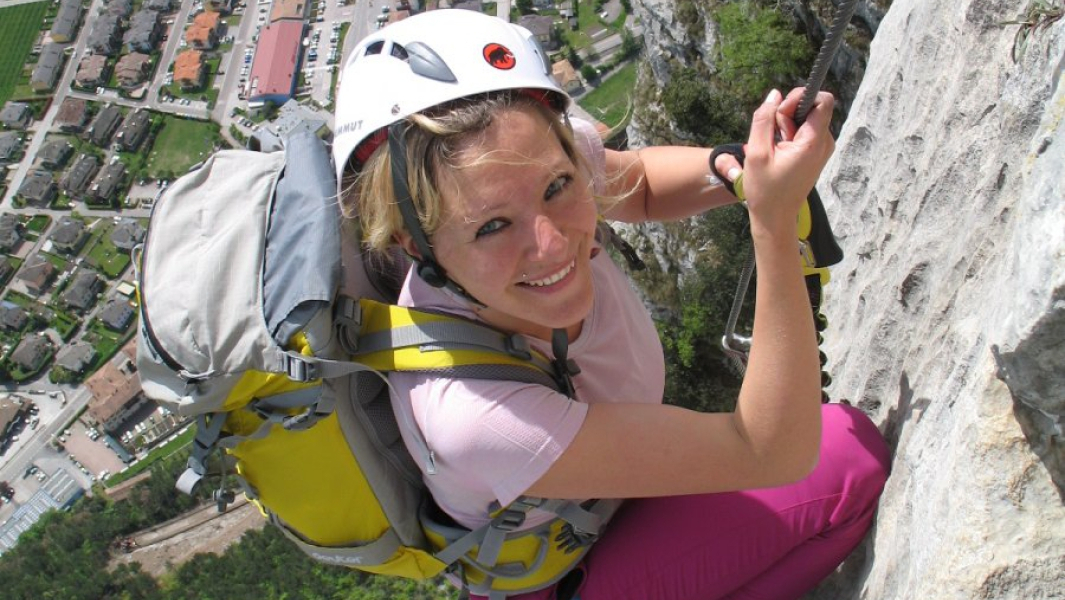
[532,215,567,259]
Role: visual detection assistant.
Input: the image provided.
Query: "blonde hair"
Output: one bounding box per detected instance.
[339,91,588,254]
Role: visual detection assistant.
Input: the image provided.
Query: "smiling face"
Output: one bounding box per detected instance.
[418,105,599,340]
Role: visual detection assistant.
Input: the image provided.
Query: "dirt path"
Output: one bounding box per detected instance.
[110,497,267,577]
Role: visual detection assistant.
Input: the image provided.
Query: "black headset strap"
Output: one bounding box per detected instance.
[387,122,483,305]
[388,123,440,277]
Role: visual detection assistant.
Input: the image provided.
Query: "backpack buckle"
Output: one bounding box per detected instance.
[247,398,275,421]
[503,334,532,361]
[334,296,362,355]
[494,507,528,532]
[284,354,320,382]
[486,496,543,532]
[555,522,599,554]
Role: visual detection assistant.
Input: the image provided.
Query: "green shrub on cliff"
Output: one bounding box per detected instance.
[714,1,814,109]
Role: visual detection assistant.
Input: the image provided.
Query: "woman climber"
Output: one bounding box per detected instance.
[333,9,889,600]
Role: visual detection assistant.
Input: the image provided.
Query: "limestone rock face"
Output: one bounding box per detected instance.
[629,0,714,86]
[813,0,1065,597]
[623,0,1064,596]
[627,0,716,148]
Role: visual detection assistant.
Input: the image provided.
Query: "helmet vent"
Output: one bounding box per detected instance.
[403,41,457,83]
[365,40,385,56]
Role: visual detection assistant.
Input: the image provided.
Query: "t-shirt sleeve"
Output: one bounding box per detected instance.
[403,374,588,507]
[570,117,607,196]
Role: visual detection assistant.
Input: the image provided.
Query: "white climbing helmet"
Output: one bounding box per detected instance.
[331,9,569,184]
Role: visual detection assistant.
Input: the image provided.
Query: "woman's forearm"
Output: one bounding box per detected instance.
[732,223,823,480]
[602,146,740,223]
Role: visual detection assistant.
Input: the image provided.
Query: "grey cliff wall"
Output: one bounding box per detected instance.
[623,0,1065,597]
[814,0,1065,597]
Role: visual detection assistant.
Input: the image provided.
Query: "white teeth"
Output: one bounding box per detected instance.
[525,261,575,287]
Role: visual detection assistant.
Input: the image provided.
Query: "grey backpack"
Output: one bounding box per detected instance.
[135,131,618,599]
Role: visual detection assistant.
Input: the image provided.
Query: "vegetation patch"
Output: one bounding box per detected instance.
[25,214,51,233]
[577,62,637,130]
[661,67,748,146]
[40,250,70,272]
[0,457,457,600]
[3,290,35,309]
[51,310,79,341]
[146,116,223,180]
[110,427,195,484]
[0,1,49,107]
[1003,0,1064,62]
[50,193,75,210]
[0,257,21,287]
[82,320,130,377]
[713,1,813,111]
[85,224,131,278]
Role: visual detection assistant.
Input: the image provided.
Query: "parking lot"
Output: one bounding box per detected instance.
[56,420,127,485]
[1,392,65,465]
[301,4,353,108]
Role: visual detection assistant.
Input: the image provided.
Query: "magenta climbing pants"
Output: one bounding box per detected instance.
[478,403,891,600]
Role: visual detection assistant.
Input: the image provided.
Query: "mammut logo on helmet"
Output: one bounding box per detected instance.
[483,43,516,70]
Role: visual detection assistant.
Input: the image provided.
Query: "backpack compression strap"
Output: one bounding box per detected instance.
[176,384,331,495]
[267,490,621,590]
[428,497,622,600]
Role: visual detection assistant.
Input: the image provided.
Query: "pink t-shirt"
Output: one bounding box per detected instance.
[388,120,665,531]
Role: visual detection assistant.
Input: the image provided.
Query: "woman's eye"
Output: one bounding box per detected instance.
[476,219,507,238]
[545,175,573,200]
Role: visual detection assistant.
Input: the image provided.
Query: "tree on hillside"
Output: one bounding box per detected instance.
[661,67,747,146]
[657,204,751,414]
[713,1,813,110]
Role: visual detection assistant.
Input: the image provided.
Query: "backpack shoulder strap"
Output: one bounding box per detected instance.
[346,297,561,390]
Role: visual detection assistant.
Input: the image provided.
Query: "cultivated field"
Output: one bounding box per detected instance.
[0,2,49,107]
[147,116,225,179]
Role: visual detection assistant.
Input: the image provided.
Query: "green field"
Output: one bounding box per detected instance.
[0,1,49,107]
[577,62,638,130]
[25,214,51,233]
[85,224,132,278]
[146,116,223,179]
[108,426,195,485]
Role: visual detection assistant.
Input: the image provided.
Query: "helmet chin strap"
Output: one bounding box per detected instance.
[388,122,484,306]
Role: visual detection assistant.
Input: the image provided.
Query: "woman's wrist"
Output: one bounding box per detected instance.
[748,212,802,249]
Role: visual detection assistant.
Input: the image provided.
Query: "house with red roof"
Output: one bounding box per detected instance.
[185,10,222,50]
[247,20,303,108]
[174,49,206,90]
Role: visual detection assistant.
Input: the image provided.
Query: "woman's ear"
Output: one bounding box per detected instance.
[393,231,421,261]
